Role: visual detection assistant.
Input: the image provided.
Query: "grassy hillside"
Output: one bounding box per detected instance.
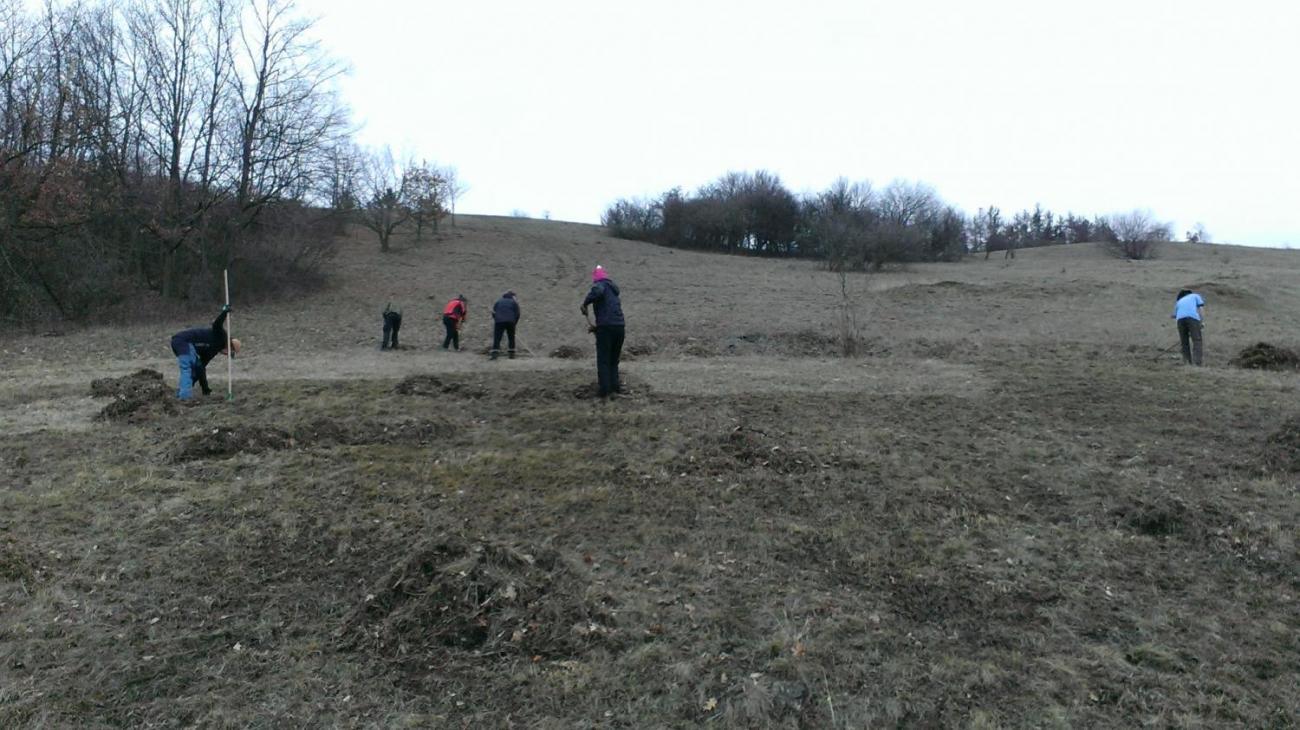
[1,218,1297,727]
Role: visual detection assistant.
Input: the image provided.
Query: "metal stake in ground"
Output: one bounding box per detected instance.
[224,269,234,401]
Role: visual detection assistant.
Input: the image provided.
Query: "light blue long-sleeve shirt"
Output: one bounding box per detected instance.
[1173,293,1205,321]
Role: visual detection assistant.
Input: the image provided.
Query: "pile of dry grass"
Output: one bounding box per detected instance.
[1263,417,1300,473]
[549,344,587,360]
[1231,342,1300,371]
[89,369,177,421]
[294,417,452,446]
[393,374,485,398]
[0,538,42,583]
[338,537,617,665]
[677,425,824,476]
[169,425,294,461]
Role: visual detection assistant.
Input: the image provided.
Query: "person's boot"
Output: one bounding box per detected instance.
[490,350,498,361]
[508,349,516,360]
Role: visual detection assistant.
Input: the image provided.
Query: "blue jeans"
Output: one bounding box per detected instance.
[175,344,199,399]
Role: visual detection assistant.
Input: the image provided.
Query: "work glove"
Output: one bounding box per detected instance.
[222,304,231,313]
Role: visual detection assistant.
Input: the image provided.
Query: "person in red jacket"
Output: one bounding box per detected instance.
[441,295,467,351]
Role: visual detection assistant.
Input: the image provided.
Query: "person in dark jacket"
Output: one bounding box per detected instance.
[490,291,521,360]
[442,295,467,351]
[169,305,240,400]
[581,265,625,397]
[381,302,402,350]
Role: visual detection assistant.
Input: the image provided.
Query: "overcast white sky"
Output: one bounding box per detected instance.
[308,0,1299,247]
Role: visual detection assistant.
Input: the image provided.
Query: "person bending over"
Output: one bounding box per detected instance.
[1172,288,1207,366]
[169,305,241,400]
[491,291,521,360]
[442,294,467,351]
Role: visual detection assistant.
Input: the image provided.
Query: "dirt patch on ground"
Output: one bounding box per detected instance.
[1185,281,1261,304]
[90,368,165,397]
[339,537,616,666]
[393,374,486,398]
[720,330,840,357]
[549,344,587,360]
[90,369,178,422]
[625,342,654,358]
[510,383,604,401]
[1263,417,1300,473]
[886,566,1060,637]
[638,356,987,397]
[678,425,825,476]
[1113,494,1198,537]
[891,280,983,297]
[170,417,456,461]
[0,538,43,583]
[1231,342,1300,372]
[295,417,452,446]
[170,425,294,461]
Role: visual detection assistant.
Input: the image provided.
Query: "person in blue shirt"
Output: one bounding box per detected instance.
[169,305,240,399]
[1171,289,1207,366]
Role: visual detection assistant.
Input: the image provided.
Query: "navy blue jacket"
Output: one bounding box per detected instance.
[492,294,521,324]
[583,280,625,326]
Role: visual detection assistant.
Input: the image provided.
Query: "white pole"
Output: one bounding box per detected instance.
[224,269,233,401]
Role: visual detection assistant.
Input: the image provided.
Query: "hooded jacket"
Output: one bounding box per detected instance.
[583,279,624,326]
[492,293,521,323]
[171,310,229,366]
[170,310,229,394]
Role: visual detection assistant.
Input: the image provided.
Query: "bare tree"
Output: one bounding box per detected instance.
[229,0,346,220]
[1106,209,1172,260]
[442,166,467,226]
[358,146,409,252]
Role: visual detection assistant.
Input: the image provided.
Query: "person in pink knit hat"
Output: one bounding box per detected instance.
[580,265,625,397]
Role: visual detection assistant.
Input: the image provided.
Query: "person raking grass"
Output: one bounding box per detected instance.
[441,294,468,351]
[169,305,241,400]
[490,291,520,360]
[581,265,625,398]
[1172,288,1207,366]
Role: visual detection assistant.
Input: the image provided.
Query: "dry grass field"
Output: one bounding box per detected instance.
[1,217,1298,728]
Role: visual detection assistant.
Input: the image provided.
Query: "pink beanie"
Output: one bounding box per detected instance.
[592,265,609,282]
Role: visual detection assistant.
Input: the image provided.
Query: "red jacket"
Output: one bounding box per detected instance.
[443,299,466,321]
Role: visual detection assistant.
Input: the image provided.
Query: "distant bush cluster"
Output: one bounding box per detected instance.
[604,172,1179,268]
[0,0,377,324]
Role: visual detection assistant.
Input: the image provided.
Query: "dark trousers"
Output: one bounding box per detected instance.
[382,312,402,349]
[1177,317,1203,366]
[595,325,625,396]
[491,322,516,359]
[442,315,460,350]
